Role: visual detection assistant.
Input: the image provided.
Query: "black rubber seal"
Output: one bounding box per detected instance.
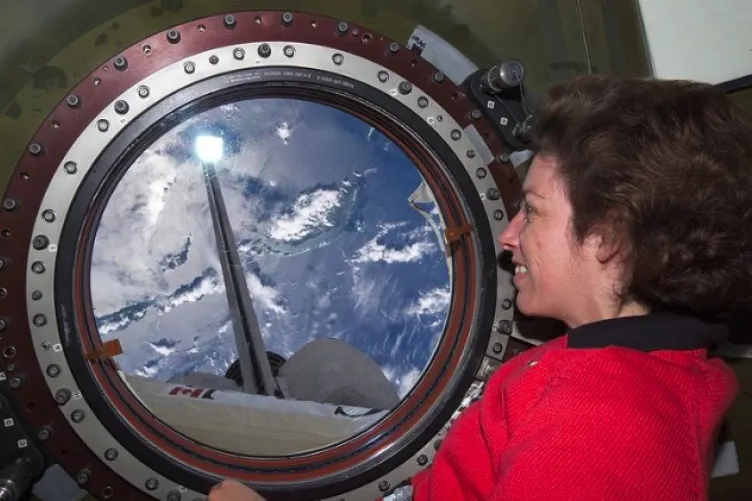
[55,67,497,499]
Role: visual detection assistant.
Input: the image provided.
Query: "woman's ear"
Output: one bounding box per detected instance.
[588,216,627,265]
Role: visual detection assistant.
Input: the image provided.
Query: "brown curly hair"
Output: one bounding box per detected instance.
[532,75,752,319]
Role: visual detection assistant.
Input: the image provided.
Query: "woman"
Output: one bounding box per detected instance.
[210,75,752,500]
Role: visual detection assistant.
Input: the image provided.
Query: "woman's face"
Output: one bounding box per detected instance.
[498,154,604,327]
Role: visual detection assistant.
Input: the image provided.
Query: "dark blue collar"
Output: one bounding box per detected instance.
[566,313,729,351]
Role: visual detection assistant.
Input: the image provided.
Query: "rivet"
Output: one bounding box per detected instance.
[332,53,344,65]
[224,15,236,29]
[3,199,18,212]
[233,48,245,60]
[145,478,159,491]
[283,45,295,58]
[31,261,45,274]
[388,42,400,54]
[471,110,482,120]
[97,119,109,132]
[28,143,44,157]
[399,81,413,95]
[418,96,428,108]
[378,480,390,492]
[166,29,181,44]
[46,364,61,378]
[70,409,85,423]
[487,188,500,200]
[104,448,119,461]
[258,43,271,58]
[417,454,428,466]
[64,161,78,174]
[184,62,196,74]
[501,298,512,309]
[42,209,56,222]
[496,319,512,334]
[55,389,71,405]
[377,71,389,83]
[76,470,90,486]
[66,95,81,108]
[113,56,127,71]
[114,100,129,115]
[494,209,504,221]
[476,168,487,178]
[467,150,476,158]
[451,129,462,140]
[493,342,503,354]
[32,314,47,327]
[31,290,43,301]
[282,12,294,26]
[433,72,445,83]
[37,427,52,441]
[337,21,349,35]
[137,86,150,98]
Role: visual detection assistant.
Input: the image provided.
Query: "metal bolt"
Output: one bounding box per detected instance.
[32,235,49,250]
[388,42,400,54]
[145,478,159,490]
[502,298,513,310]
[497,152,510,163]
[41,342,51,350]
[258,44,271,58]
[3,347,15,358]
[101,487,113,499]
[337,21,349,35]
[46,364,61,378]
[378,480,390,493]
[37,427,52,441]
[467,150,476,158]
[283,45,295,58]
[494,209,505,221]
[493,342,503,354]
[418,96,428,108]
[377,71,389,83]
[42,210,56,222]
[433,72,445,83]
[138,86,150,98]
[166,29,181,44]
[496,319,512,334]
[167,491,182,501]
[114,100,129,115]
[0,317,7,331]
[184,62,195,74]
[71,409,85,423]
[9,378,21,389]
[224,15,236,29]
[55,389,71,405]
[33,314,47,327]
[76,470,90,486]
[332,53,344,65]
[31,261,45,274]
[29,143,44,157]
[398,81,413,95]
[3,199,17,211]
[6,364,14,372]
[66,95,81,108]
[233,48,245,60]
[282,12,294,25]
[471,110,482,120]
[97,119,109,132]
[31,290,43,301]
[208,55,219,65]
[417,454,428,466]
[487,188,500,200]
[104,448,118,461]
[64,161,77,174]
[476,168,488,179]
[113,56,127,71]
[451,129,462,140]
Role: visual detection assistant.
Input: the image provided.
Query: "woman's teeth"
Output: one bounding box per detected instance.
[515,265,528,275]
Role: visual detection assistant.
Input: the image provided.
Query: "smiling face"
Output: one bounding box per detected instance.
[499,154,612,327]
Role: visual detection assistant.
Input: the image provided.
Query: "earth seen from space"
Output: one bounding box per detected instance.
[90,97,452,405]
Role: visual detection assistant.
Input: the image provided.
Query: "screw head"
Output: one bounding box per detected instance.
[502,298,513,309]
[233,48,245,60]
[283,45,295,58]
[32,235,49,250]
[418,96,428,108]
[487,188,500,200]
[258,44,271,58]
[471,110,482,120]
[493,342,503,354]
[224,15,236,29]
[388,42,400,54]
[337,21,349,34]
[145,478,159,490]
[332,53,344,65]
[97,119,109,132]
[31,261,45,274]
[378,480,390,492]
[398,81,413,95]
[104,448,119,461]
[476,168,487,179]
[3,199,17,211]
[46,364,61,378]
[76,470,90,485]
[71,409,85,423]
[55,389,72,405]
[41,342,51,350]
[498,152,510,163]
[496,319,512,334]
[42,209,56,222]
[184,62,196,74]
[282,12,294,25]
[114,100,129,115]
[167,491,182,501]
[451,129,462,141]
[29,143,44,156]
[377,71,389,83]
[494,209,505,221]
[37,427,52,441]
[31,290,43,301]
[113,56,127,71]
[433,72,445,83]
[166,29,181,43]
[64,161,77,174]
[66,95,81,108]
[33,314,47,327]
[466,150,476,158]
[9,378,21,389]
[417,454,428,466]
[137,86,150,98]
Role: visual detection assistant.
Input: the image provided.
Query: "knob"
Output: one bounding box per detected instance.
[483,59,526,93]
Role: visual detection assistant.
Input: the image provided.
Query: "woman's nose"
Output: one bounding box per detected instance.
[498,211,522,251]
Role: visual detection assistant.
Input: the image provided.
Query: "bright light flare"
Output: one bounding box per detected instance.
[194,135,224,163]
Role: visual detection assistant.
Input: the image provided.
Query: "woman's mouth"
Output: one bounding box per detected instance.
[515,264,528,276]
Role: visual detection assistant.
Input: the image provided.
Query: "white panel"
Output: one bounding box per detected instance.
[637,0,752,84]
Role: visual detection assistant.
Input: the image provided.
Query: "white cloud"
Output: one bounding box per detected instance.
[268,189,342,243]
[382,365,423,399]
[405,287,451,317]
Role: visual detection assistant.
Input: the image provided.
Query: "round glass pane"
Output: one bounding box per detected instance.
[89,98,451,456]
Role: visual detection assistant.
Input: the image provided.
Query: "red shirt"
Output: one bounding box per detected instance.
[411,314,737,501]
